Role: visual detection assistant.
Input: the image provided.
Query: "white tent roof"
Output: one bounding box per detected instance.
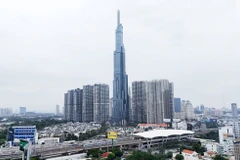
[133,129,194,139]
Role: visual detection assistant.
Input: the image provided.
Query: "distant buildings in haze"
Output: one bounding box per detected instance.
[56,105,60,116]
[181,100,194,120]
[19,107,26,115]
[231,103,238,118]
[0,108,12,117]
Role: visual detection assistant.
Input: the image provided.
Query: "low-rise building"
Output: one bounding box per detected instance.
[234,139,240,160]
[173,150,198,160]
[46,153,89,160]
[181,149,198,160]
[8,126,38,145]
[38,137,60,145]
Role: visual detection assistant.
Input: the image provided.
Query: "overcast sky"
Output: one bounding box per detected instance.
[0,0,239,113]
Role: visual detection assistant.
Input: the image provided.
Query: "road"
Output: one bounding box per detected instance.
[0,136,194,159]
[0,139,141,159]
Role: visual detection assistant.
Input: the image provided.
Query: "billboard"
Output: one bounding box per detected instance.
[107,132,117,139]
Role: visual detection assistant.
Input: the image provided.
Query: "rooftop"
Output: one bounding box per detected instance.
[138,123,168,127]
[182,149,194,154]
[12,126,36,128]
[133,129,194,139]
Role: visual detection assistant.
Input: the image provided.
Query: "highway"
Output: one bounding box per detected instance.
[0,136,194,159]
[0,139,141,159]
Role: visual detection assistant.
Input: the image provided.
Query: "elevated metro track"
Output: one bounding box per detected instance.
[0,136,196,159]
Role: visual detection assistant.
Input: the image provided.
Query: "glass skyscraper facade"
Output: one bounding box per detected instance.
[113,10,129,126]
[174,98,181,112]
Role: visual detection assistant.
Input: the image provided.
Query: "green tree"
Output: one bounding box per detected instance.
[175,154,184,160]
[158,146,165,154]
[87,148,102,158]
[112,148,123,157]
[126,151,157,160]
[165,151,173,158]
[197,131,219,142]
[107,153,115,160]
[214,155,228,160]
[192,143,201,151]
[0,129,7,145]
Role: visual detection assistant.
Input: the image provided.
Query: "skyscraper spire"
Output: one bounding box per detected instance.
[113,10,129,126]
[117,10,120,25]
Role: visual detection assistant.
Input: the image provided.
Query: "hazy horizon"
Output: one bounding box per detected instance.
[1,0,240,112]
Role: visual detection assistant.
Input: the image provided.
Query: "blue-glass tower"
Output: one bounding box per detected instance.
[113,10,129,126]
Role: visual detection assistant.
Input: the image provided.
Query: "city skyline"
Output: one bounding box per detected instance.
[1,0,240,112]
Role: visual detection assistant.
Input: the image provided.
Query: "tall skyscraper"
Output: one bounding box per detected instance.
[132,80,174,124]
[56,105,60,115]
[113,10,129,126]
[232,103,238,118]
[93,84,109,123]
[174,98,181,112]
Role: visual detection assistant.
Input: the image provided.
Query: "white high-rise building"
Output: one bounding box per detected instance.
[219,126,234,153]
[181,100,193,120]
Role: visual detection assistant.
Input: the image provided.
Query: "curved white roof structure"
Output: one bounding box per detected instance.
[133,129,194,139]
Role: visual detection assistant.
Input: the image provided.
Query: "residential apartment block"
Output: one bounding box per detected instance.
[132,79,174,124]
[64,84,109,123]
[93,84,109,123]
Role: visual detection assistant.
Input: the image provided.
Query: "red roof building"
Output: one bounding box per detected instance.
[101,152,112,158]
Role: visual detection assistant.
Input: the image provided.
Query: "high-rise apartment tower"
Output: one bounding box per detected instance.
[93,84,109,123]
[132,80,174,124]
